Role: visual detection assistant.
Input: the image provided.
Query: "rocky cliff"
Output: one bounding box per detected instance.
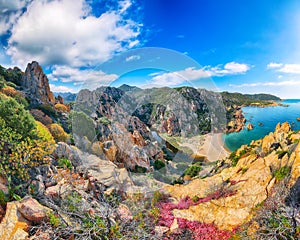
[22,61,55,105]
[165,122,300,236]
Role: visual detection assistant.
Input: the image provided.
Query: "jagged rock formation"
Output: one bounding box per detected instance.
[21,61,55,105]
[165,122,300,230]
[226,107,246,133]
[73,85,283,172]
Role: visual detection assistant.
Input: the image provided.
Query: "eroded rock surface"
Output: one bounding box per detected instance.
[166,123,300,230]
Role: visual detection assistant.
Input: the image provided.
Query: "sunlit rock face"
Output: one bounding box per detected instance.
[166,122,300,230]
[22,61,55,105]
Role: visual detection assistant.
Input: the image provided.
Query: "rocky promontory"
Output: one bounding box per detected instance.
[22,61,55,105]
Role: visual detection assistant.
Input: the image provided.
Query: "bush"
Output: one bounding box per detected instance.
[154,159,165,170]
[6,81,16,88]
[184,162,202,178]
[54,103,68,112]
[0,96,36,138]
[98,116,111,126]
[229,148,248,167]
[35,121,55,145]
[0,78,5,90]
[57,158,73,169]
[273,166,291,181]
[0,119,55,185]
[48,123,68,142]
[1,86,19,97]
[0,98,55,185]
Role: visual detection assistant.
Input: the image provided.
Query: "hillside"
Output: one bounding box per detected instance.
[0,62,298,239]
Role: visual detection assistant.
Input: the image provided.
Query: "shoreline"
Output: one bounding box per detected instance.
[178,133,231,162]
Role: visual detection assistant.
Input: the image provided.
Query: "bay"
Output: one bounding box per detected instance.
[223,99,300,151]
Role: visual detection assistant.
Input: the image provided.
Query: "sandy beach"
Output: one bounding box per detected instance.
[179,133,230,162]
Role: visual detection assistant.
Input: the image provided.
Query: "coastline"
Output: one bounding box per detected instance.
[178,133,230,162]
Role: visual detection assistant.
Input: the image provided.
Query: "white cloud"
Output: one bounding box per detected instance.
[150,67,209,87]
[267,62,300,74]
[119,0,132,13]
[149,62,250,87]
[207,62,250,76]
[229,79,300,88]
[7,0,141,68]
[49,65,119,90]
[125,54,140,62]
[278,64,300,74]
[267,62,283,69]
[0,0,31,34]
[49,84,76,93]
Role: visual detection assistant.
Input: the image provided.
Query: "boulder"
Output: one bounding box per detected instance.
[0,202,29,240]
[18,196,49,223]
[247,123,254,130]
[103,140,118,162]
[262,133,275,153]
[53,142,82,167]
[76,152,135,194]
[117,204,133,222]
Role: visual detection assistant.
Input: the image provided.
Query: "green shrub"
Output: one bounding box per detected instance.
[0,97,36,138]
[229,149,248,167]
[6,81,16,88]
[192,195,200,202]
[0,190,8,205]
[273,166,291,181]
[134,165,147,173]
[0,97,55,186]
[48,212,61,228]
[57,158,73,169]
[154,159,165,170]
[48,123,68,142]
[184,162,202,178]
[98,116,111,126]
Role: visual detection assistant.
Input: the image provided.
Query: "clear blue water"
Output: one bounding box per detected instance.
[223,99,300,151]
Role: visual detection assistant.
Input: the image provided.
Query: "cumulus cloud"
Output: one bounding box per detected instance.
[7,0,141,68]
[278,64,300,74]
[207,62,250,76]
[150,67,209,86]
[49,65,119,89]
[0,0,31,34]
[149,62,250,87]
[49,84,76,93]
[267,62,300,74]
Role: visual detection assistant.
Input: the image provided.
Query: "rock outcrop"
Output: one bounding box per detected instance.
[21,61,55,105]
[165,122,300,231]
[226,108,246,133]
[0,202,29,240]
[247,123,254,130]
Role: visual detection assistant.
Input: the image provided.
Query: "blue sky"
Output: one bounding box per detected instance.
[0,0,300,98]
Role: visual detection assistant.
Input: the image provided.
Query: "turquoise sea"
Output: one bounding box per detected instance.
[223,99,300,151]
